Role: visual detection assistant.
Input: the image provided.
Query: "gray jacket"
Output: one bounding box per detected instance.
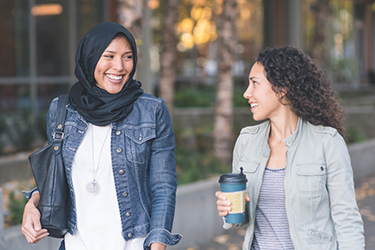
[229,118,364,250]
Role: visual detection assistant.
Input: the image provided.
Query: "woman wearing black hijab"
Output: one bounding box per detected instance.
[22,22,181,250]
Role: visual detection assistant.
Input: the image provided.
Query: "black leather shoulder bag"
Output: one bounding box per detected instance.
[29,94,69,238]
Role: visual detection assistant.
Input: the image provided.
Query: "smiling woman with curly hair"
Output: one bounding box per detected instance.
[216,46,364,249]
[256,46,345,136]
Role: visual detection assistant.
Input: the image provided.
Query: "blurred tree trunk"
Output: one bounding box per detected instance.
[159,0,179,117]
[214,0,238,164]
[117,0,154,94]
[117,0,143,41]
[310,0,332,69]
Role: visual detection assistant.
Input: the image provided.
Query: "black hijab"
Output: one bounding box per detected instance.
[69,22,144,126]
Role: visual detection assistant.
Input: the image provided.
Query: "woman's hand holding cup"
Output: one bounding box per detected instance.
[215,191,232,217]
[215,191,250,217]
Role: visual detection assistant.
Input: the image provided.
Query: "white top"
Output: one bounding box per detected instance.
[65,124,144,250]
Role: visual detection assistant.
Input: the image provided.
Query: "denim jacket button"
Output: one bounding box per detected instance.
[122,192,128,197]
[116,130,121,135]
[126,212,131,217]
[128,233,133,239]
[119,169,125,175]
[117,148,122,153]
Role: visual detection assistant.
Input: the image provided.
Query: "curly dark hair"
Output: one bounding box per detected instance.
[256,46,345,136]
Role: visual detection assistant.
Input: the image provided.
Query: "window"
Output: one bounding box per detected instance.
[0,0,105,112]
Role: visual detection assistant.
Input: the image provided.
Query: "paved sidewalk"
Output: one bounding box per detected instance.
[357,174,375,249]
[190,173,375,250]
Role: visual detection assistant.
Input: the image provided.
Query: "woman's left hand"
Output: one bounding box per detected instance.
[150,242,166,250]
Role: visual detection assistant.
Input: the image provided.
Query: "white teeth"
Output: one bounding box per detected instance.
[251,103,258,108]
[106,74,123,80]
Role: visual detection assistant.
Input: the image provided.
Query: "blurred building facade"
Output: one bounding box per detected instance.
[0,0,374,112]
[0,0,111,112]
[263,0,375,87]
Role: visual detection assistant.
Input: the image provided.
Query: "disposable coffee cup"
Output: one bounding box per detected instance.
[219,167,248,224]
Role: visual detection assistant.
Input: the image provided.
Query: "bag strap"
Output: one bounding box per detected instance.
[53,94,69,144]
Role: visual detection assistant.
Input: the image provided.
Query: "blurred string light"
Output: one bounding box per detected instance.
[31,4,63,16]
[175,0,258,52]
[177,4,217,51]
[148,0,160,9]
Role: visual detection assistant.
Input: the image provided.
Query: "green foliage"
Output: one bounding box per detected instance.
[345,126,368,144]
[0,109,47,155]
[174,126,231,185]
[175,147,229,185]
[2,178,36,227]
[33,111,48,142]
[174,85,215,107]
[331,57,359,84]
[173,84,248,184]
[7,191,28,226]
[233,85,249,107]
[174,85,248,108]
[6,110,36,152]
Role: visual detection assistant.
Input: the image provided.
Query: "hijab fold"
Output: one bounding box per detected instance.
[69,22,143,126]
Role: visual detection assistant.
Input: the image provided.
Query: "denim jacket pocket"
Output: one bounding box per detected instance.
[62,125,86,154]
[125,125,156,164]
[296,164,326,194]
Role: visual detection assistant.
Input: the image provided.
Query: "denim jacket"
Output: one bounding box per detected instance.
[27,93,182,249]
[226,118,364,250]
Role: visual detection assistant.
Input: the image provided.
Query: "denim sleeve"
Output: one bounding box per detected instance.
[143,100,182,249]
[326,132,365,249]
[22,188,39,200]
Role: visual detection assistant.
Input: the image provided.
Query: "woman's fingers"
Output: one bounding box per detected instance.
[215,191,231,206]
[23,226,49,243]
[22,220,49,243]
[22,201,49,243]
[246,194,250,202]
[215,191,250,217]
[33,230,50,243]
[215,191,231,217]
[215,191,225,199]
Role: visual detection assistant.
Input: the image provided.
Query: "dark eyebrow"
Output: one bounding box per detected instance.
[103,50,133,54]
[249,77,259,81]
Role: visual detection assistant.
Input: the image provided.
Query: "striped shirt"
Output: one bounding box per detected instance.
[251,167,294,250]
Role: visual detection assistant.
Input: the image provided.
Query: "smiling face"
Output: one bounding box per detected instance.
[243,62,286,121]
[94,35,134,94]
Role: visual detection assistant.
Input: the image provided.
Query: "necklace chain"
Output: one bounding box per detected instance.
[87,124,111,194]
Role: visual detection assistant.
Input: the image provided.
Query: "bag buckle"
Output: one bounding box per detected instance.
[53,132,64,140]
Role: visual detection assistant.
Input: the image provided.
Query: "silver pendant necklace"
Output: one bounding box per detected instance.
[86,125,111,194]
